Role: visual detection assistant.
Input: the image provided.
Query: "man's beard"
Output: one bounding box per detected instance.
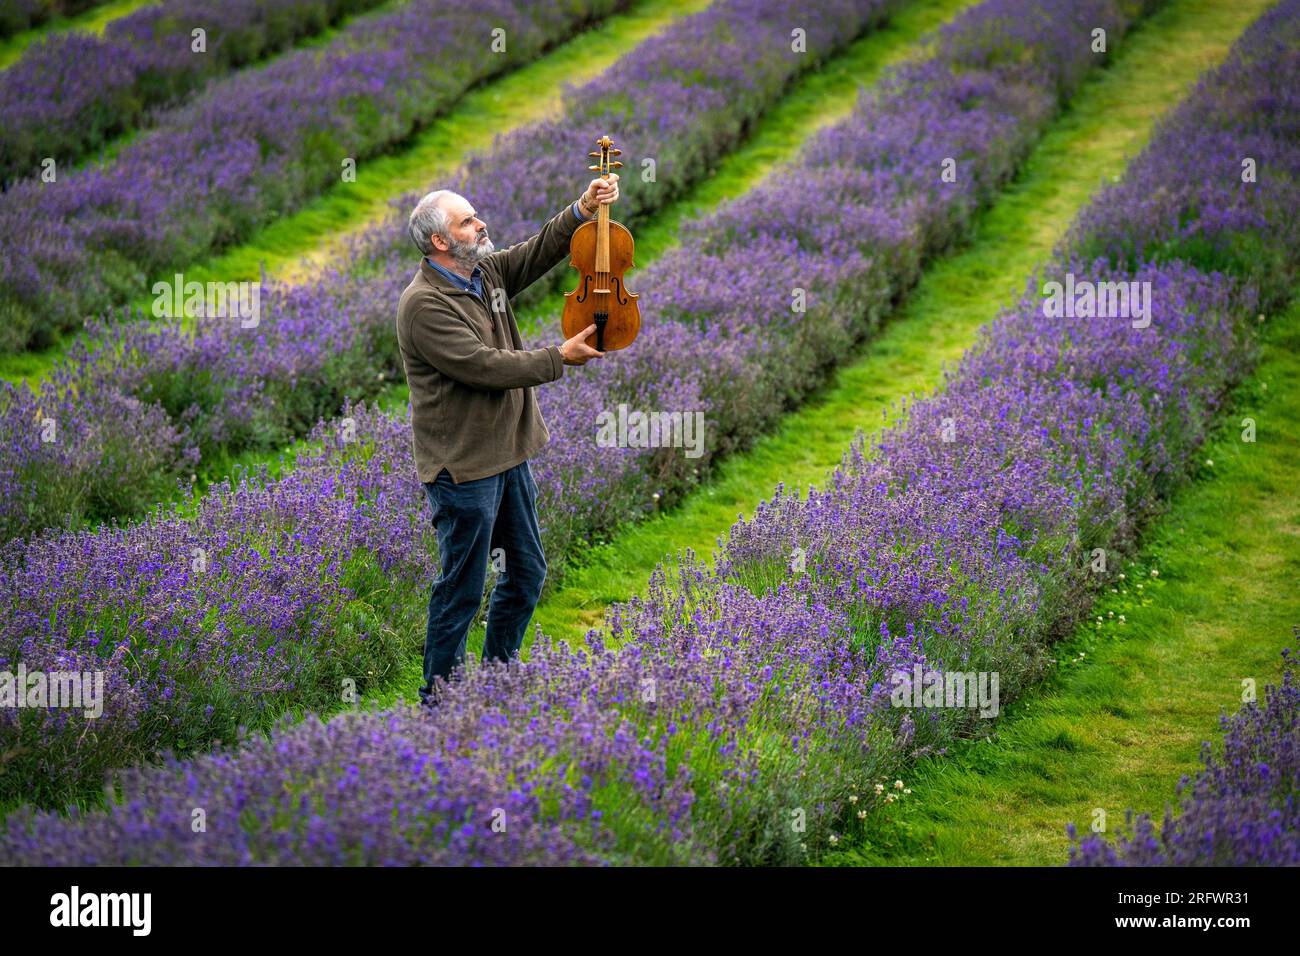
[445,230,494,271]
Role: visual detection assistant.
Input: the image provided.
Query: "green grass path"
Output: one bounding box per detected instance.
[824,292,1300,867]
[0,0,155,68]
[366,0,1277,707]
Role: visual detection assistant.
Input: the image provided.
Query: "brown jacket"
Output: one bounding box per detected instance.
[397,203,583,484]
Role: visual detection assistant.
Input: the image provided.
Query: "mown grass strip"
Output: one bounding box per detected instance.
[364,0,1278,709]
[822,291,1300,867]
[0,0,154,69]
[0,0,710,386]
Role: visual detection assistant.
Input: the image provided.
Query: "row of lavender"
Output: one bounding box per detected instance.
[0,0,630,351]
[0,0,1170,825]
[5,0,1294,865]
[0,0,902,542]
[1,0,392,185]
[0,407,438,811]
[0,0,101,39]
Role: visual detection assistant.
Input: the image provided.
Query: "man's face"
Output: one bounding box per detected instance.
[432,196,493,269]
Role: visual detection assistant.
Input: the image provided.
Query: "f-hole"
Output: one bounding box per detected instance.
[575,274,593,303]
[612,277,631,306]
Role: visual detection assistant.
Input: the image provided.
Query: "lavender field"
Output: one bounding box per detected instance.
[0,0,1297,906]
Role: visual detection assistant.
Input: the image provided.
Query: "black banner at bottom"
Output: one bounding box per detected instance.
[1,865,1285,942]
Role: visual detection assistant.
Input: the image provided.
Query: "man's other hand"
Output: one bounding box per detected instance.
[560,323,607,365]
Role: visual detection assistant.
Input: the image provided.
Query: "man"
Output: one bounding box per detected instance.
[397,175,618,707]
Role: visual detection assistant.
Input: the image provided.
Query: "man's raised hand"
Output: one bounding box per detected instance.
[580,173,619,214]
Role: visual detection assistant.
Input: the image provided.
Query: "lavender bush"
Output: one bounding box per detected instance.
[1,580,905,864]
[0,0,392,185]
[0,0,629,351]
[1067,23,1300,312]
[1068,646,1300,866]
[0,403,436,808]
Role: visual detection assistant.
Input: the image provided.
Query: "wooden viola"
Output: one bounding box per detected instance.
[561,134,640,352]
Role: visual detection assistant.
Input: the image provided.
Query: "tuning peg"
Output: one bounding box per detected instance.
[611,148,622,155]
[588,151,600,157]
[588,164,600,171]
[612,161,624,168]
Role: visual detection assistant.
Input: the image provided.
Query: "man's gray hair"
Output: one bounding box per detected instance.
[408,189,461,256]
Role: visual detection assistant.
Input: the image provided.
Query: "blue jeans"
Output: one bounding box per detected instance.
[420,460,547,704]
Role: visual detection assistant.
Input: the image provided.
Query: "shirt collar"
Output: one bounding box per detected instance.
[423,256,483,291]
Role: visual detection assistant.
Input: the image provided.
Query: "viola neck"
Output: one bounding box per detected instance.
[595,187,610,274]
